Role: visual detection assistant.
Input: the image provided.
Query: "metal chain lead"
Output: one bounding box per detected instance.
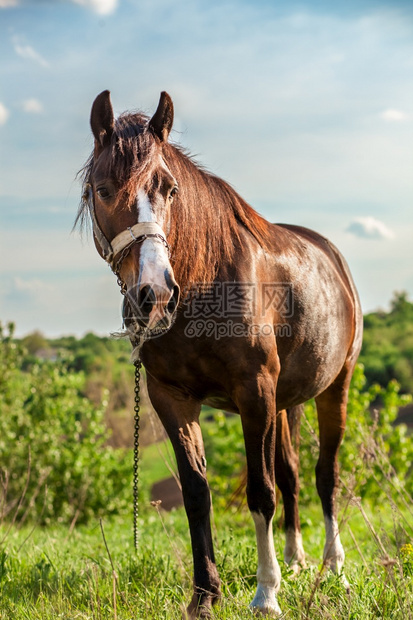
[112,260,141,551]
[133,358,142,551]
[113,246,132,296]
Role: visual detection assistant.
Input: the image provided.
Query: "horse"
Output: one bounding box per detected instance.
[77,90,363,618]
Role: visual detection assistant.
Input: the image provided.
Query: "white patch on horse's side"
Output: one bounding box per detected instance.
[250,512,282,615]
[136,190,155,222]
[284,528,306,572]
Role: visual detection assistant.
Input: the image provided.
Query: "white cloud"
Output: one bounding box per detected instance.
[13,36,49,68]
[381,109,409,122]
[22,98,43,114]
[1,0,118,13]
[72,0,118,15]
[14,277,53,294]
[3,272,121,337]
[0,102,9,125]
[346,216,395,240]
[11,277,55,309]
[1,3,413,333]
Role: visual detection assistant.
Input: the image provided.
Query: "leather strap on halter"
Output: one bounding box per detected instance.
[86,184,169,268]
[111,222,168,259]
[89,198,114,261]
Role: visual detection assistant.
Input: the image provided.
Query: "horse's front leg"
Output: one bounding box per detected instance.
[146,374,221,619]
[235,369,282,617]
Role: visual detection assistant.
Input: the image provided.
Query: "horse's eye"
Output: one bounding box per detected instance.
[97,187,110,199]
[169,186,178,200]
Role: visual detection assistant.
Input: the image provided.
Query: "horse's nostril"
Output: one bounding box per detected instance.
[166,285,180,314]
[137,285,156,316]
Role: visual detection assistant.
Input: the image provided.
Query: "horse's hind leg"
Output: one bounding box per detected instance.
[275,407,305,573]
[315,363,353,584]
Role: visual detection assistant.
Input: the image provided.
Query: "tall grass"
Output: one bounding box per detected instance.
[1,336,412,618]
[0,434,412,619]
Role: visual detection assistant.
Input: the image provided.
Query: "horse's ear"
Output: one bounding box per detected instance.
[149,92,174,142]
[90,90,114,150]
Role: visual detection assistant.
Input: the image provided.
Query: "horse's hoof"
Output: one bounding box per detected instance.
[184,589,221,619]
[250,586,282,617]
[340,572,350,593]
[183,603,211,619]
[182,606,210,620]
[250,604,282,618]
[183,608,211,620]
[287,560,306,577]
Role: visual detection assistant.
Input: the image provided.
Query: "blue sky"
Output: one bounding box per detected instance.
[0,0,412,336]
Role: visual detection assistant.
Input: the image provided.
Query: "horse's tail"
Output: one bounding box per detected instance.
[227,404,304,510]
[286,404,304,455]
[227,465,248,510]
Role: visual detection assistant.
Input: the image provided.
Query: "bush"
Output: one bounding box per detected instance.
[0,322,132,524]
[298,364,412,505]
[203,410,245,510]
[202,364,412,511]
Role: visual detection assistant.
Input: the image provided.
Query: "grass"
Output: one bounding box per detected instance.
[0,481,412,619]
[1,423,412,619]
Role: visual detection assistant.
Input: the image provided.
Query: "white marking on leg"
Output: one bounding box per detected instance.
[250,512,282,615]
[284,528,306,573]
[323,515,349,588]
[323,515,344,571]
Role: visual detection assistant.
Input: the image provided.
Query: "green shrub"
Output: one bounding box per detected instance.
[299,364,412,505]
[0,322,132,524]
[202,364,412,511]
[203,410,245,510]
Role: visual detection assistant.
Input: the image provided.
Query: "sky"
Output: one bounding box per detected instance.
[0,0,412,337]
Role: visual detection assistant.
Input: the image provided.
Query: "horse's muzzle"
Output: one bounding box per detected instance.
[124,282,180,331]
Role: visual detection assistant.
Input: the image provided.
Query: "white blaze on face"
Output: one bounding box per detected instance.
[135,190,173,329]
[136,189,155,223]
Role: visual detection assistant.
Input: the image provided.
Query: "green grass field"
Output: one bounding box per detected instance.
[0,442,412,619]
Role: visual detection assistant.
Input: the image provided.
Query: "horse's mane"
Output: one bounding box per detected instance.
[77,112,274,289]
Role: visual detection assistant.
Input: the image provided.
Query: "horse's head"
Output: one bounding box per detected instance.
[85,90,180,334]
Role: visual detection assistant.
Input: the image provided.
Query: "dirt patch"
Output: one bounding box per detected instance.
[397,403,413,428]
[151,476,183,511]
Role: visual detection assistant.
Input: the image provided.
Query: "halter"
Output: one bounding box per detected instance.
[86,184,170,275]
[86,184,171,550]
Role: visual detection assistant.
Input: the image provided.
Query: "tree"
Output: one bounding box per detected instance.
[360,291,413,392]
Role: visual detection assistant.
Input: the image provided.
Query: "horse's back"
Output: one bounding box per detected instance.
[263,222,363,405]
[272,222,361,314]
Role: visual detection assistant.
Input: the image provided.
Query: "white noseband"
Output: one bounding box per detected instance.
[86,184,169,269]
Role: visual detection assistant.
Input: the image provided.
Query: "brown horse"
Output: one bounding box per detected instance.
[78,90,363,618]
